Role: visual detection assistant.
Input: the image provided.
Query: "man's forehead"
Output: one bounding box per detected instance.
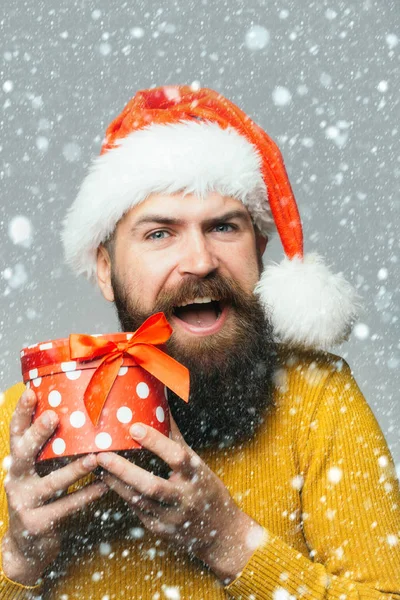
[120,191,252,227]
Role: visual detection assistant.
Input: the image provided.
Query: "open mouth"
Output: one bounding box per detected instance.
[171,296,228,335]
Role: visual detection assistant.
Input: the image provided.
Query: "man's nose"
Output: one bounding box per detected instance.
[178,236,219,278]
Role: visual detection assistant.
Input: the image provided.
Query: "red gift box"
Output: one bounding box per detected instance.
[20,313,189,462]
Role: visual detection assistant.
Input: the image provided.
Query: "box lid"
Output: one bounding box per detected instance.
[21,332,136,379]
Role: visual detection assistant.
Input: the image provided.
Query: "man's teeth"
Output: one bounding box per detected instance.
[177,296,219,307]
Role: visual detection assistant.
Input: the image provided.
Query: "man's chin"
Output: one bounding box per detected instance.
[166,312,250,371]
[165,332,233,370]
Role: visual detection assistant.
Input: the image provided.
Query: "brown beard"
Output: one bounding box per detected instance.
[111,270,277,450]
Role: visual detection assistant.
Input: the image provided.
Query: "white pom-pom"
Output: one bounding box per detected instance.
[255,253,360,349]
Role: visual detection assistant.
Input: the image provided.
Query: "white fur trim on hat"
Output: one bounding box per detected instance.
[254,253,360,349]
[62,120,273,281]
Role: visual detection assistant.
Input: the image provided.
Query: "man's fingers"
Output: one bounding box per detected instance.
[10,411,59,477]
[102,473,141,505]
[97,452,178,504]
[36,481,108,531]
[102,474,173,515]
[39,454,98,502]
[9,389,37,452]
[129,423,196,476]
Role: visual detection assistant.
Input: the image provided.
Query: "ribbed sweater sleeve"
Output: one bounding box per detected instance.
[226,363,400,599]
[0,382,43,599]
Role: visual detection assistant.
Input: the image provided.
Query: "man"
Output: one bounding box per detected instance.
[1,86,399,599]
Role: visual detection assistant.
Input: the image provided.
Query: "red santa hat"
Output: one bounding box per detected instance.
[62,85,359,350]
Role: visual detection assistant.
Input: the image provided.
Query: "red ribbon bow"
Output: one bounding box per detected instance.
[69,312,189,426]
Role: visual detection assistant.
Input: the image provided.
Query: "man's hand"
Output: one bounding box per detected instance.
[1,389,107,586]
[97,416,264,584]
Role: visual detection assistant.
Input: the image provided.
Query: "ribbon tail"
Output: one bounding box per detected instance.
[84,355,123,426]
[128,345,190,403]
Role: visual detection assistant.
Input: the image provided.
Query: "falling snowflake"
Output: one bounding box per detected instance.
[385,34,398,49]
[273,587,296,600]
[63,142,82,162]
[387,534,398,547]
[245,25,270,51]
[8,216,33,247]
[99,42,112,56]
[291,475,304,491]
[354,323,370,341]
[3,263,28,289]
[36,136,49,152]
[272,86,292,107]
[130,27,145,39]
[3,80,13,93]
[328,467,343,484]
[162,586,181,600]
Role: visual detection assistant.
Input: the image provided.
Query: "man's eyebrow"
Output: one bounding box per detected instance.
[202,210,251,228]
[130,209,251,232]
[130,215,185,231]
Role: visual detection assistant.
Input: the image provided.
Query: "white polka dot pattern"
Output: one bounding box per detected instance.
[66,370,82,381]
[61,361,77,372]
[52,438,66,455]
[48,390,62,407]
[39,342,53,350]
[118,366,128,376]
[29,368,38,379]
[95,432,112,450]
[69,411,86,428]
[33,377,42,387]
[116,406,133,423]
[136,382,150,399]
[156,406,165,423]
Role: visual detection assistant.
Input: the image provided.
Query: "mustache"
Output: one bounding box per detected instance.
[152,273,256,317]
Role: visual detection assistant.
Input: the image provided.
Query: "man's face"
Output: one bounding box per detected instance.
[98,192,266,362]
[97,191,276,448]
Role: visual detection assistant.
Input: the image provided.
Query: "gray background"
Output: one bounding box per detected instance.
[1,0,399,466]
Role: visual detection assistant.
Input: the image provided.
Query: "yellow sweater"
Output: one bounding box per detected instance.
[1,350,399,599]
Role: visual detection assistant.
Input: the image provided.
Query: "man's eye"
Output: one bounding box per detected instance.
[147,230,170,240]
[214,223,236,233]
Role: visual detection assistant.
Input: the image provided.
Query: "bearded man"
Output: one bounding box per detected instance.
[1,86,399,599]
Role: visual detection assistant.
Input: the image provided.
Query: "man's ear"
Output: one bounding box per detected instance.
[256,232,268,257]
[96,245,114,302]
